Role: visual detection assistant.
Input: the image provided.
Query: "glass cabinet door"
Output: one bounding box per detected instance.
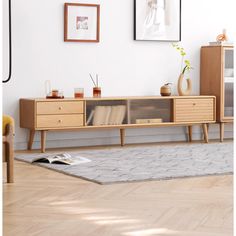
[223,48,234,119]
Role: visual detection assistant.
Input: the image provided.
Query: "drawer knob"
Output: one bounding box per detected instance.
[193,103,196,106]
[58,107,62,110]
[58,119,62,123]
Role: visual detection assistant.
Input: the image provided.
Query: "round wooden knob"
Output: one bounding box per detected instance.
[193,103,196,106]
[58,107,62,110]
[58,120,62,123]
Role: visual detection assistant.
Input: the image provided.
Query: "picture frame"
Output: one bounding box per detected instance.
[64,3,100,42]
[134,0,181,42]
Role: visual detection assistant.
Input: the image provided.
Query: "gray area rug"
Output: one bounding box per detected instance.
[15,142,233,184]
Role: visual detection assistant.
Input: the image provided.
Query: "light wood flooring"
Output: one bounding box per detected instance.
[3,146,233,236]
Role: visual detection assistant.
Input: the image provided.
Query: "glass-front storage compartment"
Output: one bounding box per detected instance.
[85,100,128,126]
[129,99,172,124]
[223,48,234,118]
[85,98,173,126]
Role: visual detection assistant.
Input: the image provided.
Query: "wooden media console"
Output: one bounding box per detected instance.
[20,96,216,152]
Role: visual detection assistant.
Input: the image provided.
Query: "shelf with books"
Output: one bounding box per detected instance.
[85,100,127,126]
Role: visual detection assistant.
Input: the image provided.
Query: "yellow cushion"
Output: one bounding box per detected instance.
[3,115,14,135]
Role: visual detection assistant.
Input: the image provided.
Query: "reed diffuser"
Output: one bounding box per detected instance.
[89,73,101,98]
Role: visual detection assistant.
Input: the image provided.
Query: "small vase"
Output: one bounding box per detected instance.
[177,73,192,96]
[93,87,101,98]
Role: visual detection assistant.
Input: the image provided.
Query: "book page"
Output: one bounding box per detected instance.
[53,156,91,165]
[93,106,107,125]
[41,153,68,163]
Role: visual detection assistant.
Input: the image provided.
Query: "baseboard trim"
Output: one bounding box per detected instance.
[15,129,234,151]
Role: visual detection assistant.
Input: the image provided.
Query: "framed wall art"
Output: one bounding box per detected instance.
[134,0,181,42]
[64,3,100,42]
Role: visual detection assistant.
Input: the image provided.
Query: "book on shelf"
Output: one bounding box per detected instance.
[108,105,126,125]
[31,153,91,165]
[104,106,112,124]
[92,106,105,125]
[90,105,126,126]
[92,106,112,125]
[86,109,95,125]
[136,118,163,124]
[107,106,117,125]
[209,41,234,46]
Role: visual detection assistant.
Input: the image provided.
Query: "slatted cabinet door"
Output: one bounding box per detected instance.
[174,98,215,122]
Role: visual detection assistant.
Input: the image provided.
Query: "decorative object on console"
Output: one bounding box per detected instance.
[74,88,84,98]
[89,73,101,97]
[209,29,233,46]
[46,89,64,99]
[45,80,51,96]
[160,83,172,96]
[45,80,64,99]
[134,0,181,42]
[64,3,100,42]
[51,90,59,97]
[216,28,228,42]
[46,93,64,99]
[172,43,193,96]
[177,73,192,96]
[93,87,101,98]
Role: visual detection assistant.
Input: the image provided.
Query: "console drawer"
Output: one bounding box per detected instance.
[175,98,214,122]
[36,114,84,128]
[37,101,84,115]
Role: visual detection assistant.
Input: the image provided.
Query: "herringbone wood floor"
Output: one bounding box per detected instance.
[3,147,233,236]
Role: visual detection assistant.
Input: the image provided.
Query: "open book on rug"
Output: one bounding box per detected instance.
[32,153,91,165]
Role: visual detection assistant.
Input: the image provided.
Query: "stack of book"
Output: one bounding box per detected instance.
[87,105,126,126]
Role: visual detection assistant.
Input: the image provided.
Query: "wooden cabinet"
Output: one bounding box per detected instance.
[20,96,216,152]
[36,101,84,129]
[200,46,234,141]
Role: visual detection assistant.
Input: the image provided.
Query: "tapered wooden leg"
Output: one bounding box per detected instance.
[207,123,210,132]
[41,131,46,153]
[220,123,224,142]
[202,124,209,143]
[6,141,14,183]
[3,143,6,162]
[5,125,14,183]
[188,126,192,142]
[28,129,35,150]
[120,129,125,146]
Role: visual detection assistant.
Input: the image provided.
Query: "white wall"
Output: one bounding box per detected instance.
[2,0,234,150]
